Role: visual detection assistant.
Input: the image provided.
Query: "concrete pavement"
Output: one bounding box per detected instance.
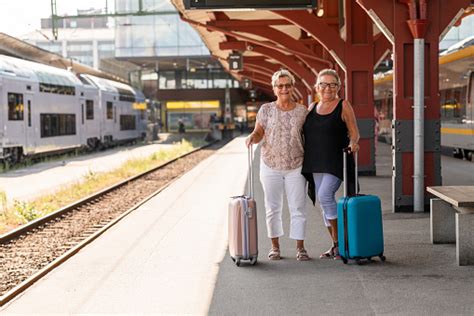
[1,138,474,315]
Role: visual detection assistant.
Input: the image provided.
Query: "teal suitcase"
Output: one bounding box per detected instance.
[337,150,385,264]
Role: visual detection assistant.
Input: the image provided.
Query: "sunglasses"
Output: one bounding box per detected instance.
[318,82,339,89]
[275,83,293,89]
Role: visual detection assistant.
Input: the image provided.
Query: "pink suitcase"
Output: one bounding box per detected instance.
[228,147,258,266]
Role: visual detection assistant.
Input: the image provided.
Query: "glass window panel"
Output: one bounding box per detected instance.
[179,46,209,56]
[132,15,154,25]
[155,15,178,46]
[116,0,139,13]
[115,48,133,57]
[156,46,179,56]
[178,23,203,46]
[213,80,227,88]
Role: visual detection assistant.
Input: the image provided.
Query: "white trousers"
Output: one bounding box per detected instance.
[259,161,307,240]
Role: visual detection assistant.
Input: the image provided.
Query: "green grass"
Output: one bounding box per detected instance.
[0,139,205,235]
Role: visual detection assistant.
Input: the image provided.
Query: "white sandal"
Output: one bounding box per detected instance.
[268,247,281,260]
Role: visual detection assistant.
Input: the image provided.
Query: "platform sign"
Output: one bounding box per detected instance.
[243,78,252,89]
[228,53,242,71]
[184,0,316,10]
[249,89,256,99]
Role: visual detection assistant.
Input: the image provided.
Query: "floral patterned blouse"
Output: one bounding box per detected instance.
[257,101,308,170]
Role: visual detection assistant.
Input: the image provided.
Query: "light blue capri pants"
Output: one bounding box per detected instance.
[312,173,342,227]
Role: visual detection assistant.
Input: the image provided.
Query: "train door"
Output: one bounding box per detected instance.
[5,87,26,149]
[24,94,35,154]
[79,93,86,147]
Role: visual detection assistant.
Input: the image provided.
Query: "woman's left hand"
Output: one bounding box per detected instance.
[349,143,359,153]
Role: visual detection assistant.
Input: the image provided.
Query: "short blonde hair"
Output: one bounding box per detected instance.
[271,69,295,87]
[316,68,341,86]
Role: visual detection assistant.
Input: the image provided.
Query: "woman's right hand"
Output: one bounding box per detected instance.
[245,133,254,148]
[246,122,264,148]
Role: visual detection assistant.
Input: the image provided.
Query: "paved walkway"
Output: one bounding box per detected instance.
[1,137,474,315]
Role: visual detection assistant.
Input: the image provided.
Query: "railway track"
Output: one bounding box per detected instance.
[0,140,224,306]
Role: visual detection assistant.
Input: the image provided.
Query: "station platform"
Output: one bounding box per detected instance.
[1,137,474,315]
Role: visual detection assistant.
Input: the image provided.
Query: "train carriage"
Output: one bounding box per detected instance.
[80,74,146,147]
[374,38,474,161]
[0,55,83,162]
[0,54,147,164]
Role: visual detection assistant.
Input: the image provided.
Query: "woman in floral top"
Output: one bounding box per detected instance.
[245,69,309,261]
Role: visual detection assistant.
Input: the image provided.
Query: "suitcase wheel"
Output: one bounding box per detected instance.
[379,255,386,262]
[250,257,257,265]
[355,258,363,265]
[235,259,241,267]
[231,257,236,263]
[341,257,348,264]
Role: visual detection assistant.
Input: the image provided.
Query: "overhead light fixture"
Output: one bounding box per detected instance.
[317,1,324,17]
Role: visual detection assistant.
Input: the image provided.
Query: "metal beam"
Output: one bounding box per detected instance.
[181,14,328,65]
[210,19,294,27]
[218,39,313,91]
[273,10,345,69]
[208,22,332,71]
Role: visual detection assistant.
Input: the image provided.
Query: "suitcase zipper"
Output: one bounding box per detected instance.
[241,199,249,259]
[343,197,350,259]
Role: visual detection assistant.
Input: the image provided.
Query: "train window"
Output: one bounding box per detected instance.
[106,102,113,119]
[441,88,466,122]
[39,83,76,95]
[86,100,94,120]
[8,93,24,121]
[27,85,31,90]
[40,114,76,138]
[120,115,136,130]
[118,88,135,102]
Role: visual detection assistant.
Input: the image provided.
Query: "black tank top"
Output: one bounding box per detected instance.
[302,99,350,180]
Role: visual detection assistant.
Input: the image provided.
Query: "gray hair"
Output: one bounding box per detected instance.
[316,68,341,86]
[271,69,295,87]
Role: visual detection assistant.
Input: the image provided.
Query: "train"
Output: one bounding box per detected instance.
[0,54,148,165]
[374,36,474,161]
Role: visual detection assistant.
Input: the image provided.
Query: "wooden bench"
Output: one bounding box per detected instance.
[427,186,474,266]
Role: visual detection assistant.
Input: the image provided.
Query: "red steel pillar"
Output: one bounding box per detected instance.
[343,0,381,175]
[357,0,470,211]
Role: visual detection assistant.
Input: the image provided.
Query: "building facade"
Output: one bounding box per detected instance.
[21,13,114,70]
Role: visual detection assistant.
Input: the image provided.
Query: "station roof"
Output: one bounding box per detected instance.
[170,1,473,100]
[169,0,347,99]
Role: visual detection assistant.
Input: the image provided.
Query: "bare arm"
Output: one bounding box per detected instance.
[341,100,360,152]
[245,121,265,148]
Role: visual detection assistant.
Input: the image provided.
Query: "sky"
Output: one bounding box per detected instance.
[0,0,114,37]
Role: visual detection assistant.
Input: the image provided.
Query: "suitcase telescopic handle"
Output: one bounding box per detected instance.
[343,147,358,197]
[248,145,254,198]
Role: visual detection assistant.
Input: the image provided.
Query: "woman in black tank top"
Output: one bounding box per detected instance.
[301,69,360,260]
